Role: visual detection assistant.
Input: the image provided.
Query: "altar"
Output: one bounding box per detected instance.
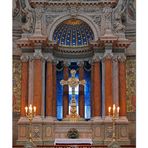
[54,138,93,145]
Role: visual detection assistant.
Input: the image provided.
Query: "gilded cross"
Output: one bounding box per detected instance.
[60,69,86,96]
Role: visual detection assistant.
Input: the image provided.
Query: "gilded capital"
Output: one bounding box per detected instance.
[92,55,100,63]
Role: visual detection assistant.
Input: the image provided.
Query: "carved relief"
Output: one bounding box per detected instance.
[46,127,52,137]
[127,0,136,21]
[21,6,34,33]
[46,15,58,26]
[94,127,101,137]
[120,126,127,137]
[13,59,22,112]
[33,126,40,139]
[126,58,136,112]
[13,0,20,17]
[105,126,113,138]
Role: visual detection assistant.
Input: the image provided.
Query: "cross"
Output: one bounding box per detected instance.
[60,69,86,96]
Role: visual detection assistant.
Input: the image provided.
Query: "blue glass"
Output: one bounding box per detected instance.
[84,69,91,119]
[56,69,63,120]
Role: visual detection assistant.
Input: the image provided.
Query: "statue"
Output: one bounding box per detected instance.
[21,7,34,33]
[112,0,127,34]
[13,0,20,17]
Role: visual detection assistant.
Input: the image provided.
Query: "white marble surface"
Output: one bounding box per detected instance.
[54,138,93,145]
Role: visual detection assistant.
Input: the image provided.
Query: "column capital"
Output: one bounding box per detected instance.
[112,56,118,63]
[102,52,113,61]
[20,55,29,62]
[33,49,45,61]
[77,61,84,67]
[118,55,126,63]
[63,60,70,67]
[46,54,54,63]
[92,55,100,63]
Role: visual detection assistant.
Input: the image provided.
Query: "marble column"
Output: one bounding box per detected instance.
[63,65,69,118]
[46,59,53,117]
[52,62,57,117]
[20,55,29,117]
[104,54,113,116]
[112,56,119,106]
[118,56,127,117]
[79,63,84,118]
[91,57,101,117]
[33,54,43,116]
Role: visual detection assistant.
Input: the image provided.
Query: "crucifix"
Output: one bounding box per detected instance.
[60,69,86,119]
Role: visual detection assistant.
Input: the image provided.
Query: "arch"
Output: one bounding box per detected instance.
[47,14,99,41]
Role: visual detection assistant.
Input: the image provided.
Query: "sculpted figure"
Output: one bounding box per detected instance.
[113,0,127,33]
[21,7,33,33]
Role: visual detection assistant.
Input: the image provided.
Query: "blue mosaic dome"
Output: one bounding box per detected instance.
[53,19,94,46]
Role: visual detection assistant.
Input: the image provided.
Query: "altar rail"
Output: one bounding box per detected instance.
[13,145,136,148]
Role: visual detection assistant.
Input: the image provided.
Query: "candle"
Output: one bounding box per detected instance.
[33,106,36,113]
[25,106,28,113]
[117,107,120,113]
[29,104,32,113]
[108,107,111,113]
[113,104,115,114]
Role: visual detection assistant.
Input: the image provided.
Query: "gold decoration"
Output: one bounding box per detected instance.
[126,58,136,112]
[64,19,82,25]
[13,59,22,112]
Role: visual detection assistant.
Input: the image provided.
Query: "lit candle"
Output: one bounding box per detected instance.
[117,107,120,113]
[25,106,28,113]
[113,104,115,114]
[108,107,111,113]
[33,106,36,113]
[29,104,32,113]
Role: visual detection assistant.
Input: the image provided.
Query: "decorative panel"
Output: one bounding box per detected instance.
[126,58,136,112]
[13,58,22,112]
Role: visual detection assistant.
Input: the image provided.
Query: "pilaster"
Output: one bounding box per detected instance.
[20,55,29,117]
[63,62,69,118]
[78,62,85,118]
[33,49,44,116]
[46,56,54,117]
[92,55,101,117]
[103,52,113,116]
[118,55,127,117]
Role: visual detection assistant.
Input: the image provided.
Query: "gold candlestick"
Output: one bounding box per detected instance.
[108,104,120,141]
[25,104,36,143]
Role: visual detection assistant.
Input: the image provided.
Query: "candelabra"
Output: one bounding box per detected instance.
[25,104,36,144]
[108,104,120,141]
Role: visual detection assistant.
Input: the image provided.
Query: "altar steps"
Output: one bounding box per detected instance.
[13,145,136,148]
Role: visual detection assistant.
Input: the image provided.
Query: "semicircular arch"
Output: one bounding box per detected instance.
[47,14,99,41]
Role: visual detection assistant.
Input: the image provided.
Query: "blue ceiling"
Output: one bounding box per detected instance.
[53,19,94,46]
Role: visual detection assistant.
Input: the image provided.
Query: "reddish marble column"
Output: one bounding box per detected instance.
[33,59,42,115]
[63,65,69,118]
[92,59,101,117]
[118,56,127,116]
[79,64,84,118]
[91,63,94,117]
[104,55,113,115]
[20,56,29,117]
[46,61,53,116]
[52,63,57,117]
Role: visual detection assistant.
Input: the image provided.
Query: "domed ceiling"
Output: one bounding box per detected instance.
[53,19,94,47]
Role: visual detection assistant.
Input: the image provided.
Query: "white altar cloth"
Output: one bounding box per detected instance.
[54,138,93,145]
